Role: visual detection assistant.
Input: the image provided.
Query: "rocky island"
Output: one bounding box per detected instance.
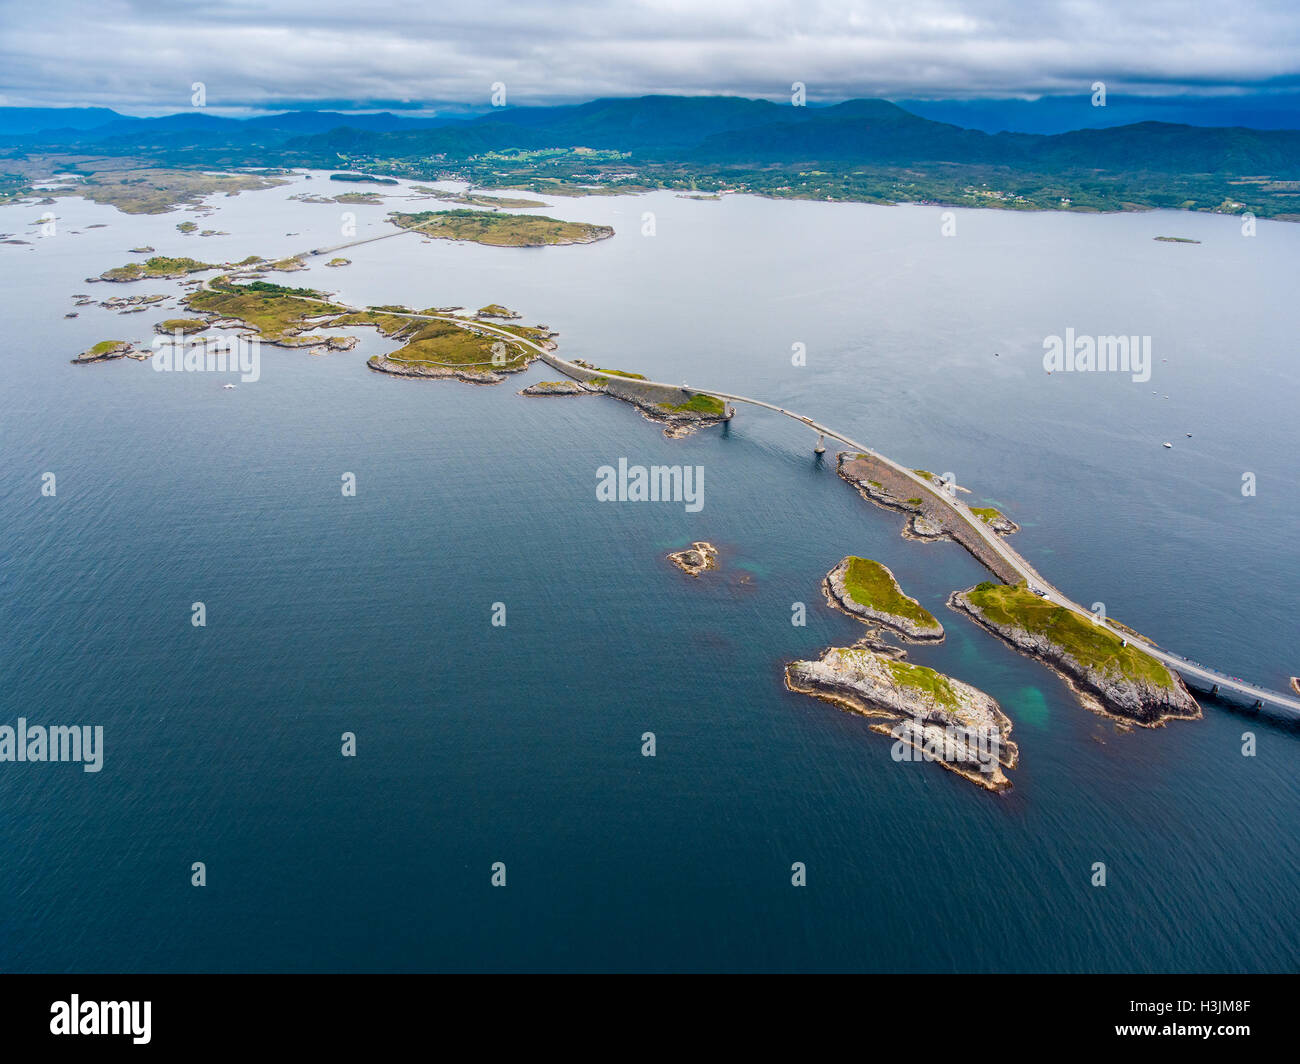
[824,556,944,641]
[838,452,1024,583]
[388,208,614,247]
[561,360,731,437]
[520,380,596,396]
[99,255,218,282]
[668,541,718,577]
[786,644,1018,791]
[950,582,1201,726]
[71,340,139,364]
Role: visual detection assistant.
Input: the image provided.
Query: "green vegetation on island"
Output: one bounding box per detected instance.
[884,658,959,709]
[99,255,217,281]
[961,582,1172,689]
[39,168,288,215]
[389,208,614,246]
[367,319,531,371]
[659,394,725,416]
[412,186,548,209]
[330,173,399,184]
[573,361,646,380]
[155,318,210,334]
[839,556,940,632]
[184,278,344,344]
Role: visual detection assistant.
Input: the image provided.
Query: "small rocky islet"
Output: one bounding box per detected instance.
[787,556,1015,791]
[667,541,719,577]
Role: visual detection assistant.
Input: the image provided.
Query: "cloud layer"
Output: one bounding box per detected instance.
[4,0,1299,112]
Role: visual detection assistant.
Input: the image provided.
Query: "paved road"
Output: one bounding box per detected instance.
[201,258,1300,714]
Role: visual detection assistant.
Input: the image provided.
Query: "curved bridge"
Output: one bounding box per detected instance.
[237,260,1300,717]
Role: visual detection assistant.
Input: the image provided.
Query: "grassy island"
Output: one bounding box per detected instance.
[476,304,519,319]
[330,173,398,185]
[369,319,530,371]
[389,208,614,246]
[832,556,942,639]
[155,318,210,334]
[962,582,1172,689]
[841,557,938,629]
[100,255,217,281]
[51,169,287,215]
[184,278,344,343]
[412,186,548,209]
[883,657,959,708]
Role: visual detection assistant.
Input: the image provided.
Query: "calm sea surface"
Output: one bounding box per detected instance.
[1,174,1297,971]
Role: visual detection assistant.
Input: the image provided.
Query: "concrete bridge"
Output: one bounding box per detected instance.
[233,246,1300,717]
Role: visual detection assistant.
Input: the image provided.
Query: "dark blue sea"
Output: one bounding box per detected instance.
[2,176,1297,971]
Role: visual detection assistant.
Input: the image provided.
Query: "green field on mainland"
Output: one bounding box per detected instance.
[840,556,938,629]
[964,581,1173,688]
[100,255,216,281]
[389,208,613,246]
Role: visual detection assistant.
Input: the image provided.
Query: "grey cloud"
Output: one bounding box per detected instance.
[2,0,1298,111]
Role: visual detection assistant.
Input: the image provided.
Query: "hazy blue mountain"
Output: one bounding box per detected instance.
[0,106,124,135]
[5,96,1300,196]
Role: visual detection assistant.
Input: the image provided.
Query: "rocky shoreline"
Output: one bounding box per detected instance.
[366,354,521,385]
[948,587,1201,727]
[838,452,1023,583]
[519,380,599,396]
[823,557,944,641]
[70,340,144,364]
[786,644,1018,792]
[668,541,718,577]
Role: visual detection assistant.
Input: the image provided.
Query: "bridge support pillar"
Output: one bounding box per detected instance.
[814,434,826,455]
[1252,699,1263,711]
[1211,684,1219,696]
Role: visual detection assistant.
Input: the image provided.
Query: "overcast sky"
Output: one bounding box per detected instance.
[3,0,1299,113]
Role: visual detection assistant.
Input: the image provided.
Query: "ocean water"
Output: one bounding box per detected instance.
[1,174,1297,972]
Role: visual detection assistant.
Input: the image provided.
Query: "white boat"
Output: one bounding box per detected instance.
[1162,441,1172,448]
